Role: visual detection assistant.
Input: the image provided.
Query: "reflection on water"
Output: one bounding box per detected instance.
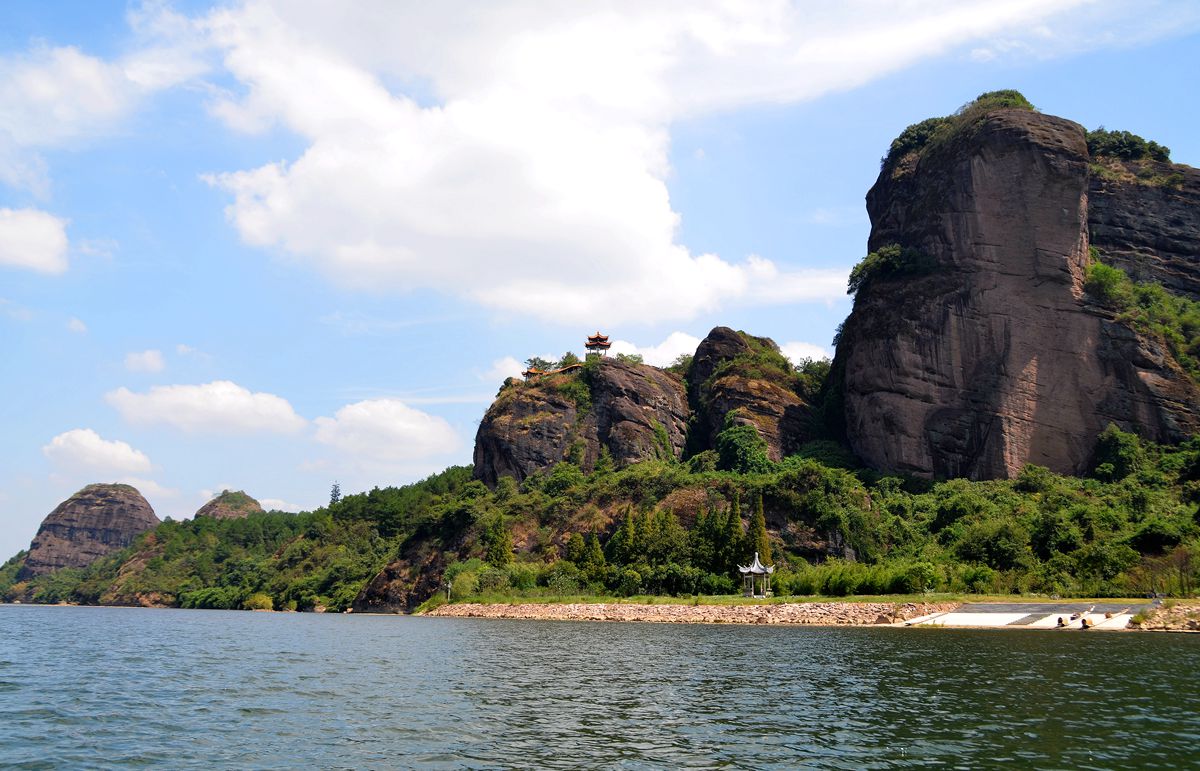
[1,605,1199,769]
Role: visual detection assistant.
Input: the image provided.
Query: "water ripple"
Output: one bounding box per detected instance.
[1,606,1199,768]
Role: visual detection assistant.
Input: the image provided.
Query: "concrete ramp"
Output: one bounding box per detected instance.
[909,603,1142,631]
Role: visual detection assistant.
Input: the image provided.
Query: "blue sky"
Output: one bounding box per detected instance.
[3,1,1199,559]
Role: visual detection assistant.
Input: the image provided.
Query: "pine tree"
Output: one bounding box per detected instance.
[750,493,771,564]
[581,533,607,582]
[722,492,744,574]
[565,532,586,563]
[329,481,341,506]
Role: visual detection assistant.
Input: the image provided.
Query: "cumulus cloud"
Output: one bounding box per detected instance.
[781,341,834,364]
[260,497,305,513]
[0,208,69,274]
[124,349,166,373]
[482,356,526,383]
[0,8,207,197]
[314,398,459,462]
[197,0,1159,323]
[609,331,702,367]
[43,428,153,473]
[66,317,88,333]
[106,380,307,434]
[120,477,180,500]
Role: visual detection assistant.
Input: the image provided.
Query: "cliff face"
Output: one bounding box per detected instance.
[18,484,160,579]
[1088,159,1200,297]
[838,109,1200,479]
[195,490,264,520]
[687,327,811,461]
[473,358,688,486]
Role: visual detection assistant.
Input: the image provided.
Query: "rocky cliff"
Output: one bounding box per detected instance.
[195,490,264,520]
[1088,158,1200,297]
[473,358,689,485]
[837,107,1200,479]
[686,326,811,461]
[18,484,160,579]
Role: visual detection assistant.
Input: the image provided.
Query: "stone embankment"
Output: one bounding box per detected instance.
[1131,602,1200,632]
[426,600,960,625]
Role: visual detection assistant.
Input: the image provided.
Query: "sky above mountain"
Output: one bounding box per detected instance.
[3,0,1200,559]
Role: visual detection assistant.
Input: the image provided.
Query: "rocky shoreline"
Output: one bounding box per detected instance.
[1131,603,1200,632]
[425,600,961,625]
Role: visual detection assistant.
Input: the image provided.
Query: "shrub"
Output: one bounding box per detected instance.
[1086,127,1171,162]
[847,244,935,295]
[955,520,1030,571]
[1091,424,1144,481]
[243,592,274,611]
[715,423,774,474]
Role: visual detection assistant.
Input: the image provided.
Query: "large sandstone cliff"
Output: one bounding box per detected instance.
[837,108,1200,479]
[472,329,818,486]
[18,484,160,579]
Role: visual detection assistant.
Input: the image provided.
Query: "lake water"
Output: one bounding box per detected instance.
[1,605,1198,769]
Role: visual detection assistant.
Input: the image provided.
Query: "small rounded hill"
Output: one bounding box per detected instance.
[195,490,264,520]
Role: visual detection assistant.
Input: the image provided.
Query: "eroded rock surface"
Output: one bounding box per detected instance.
[838,109,1200,479]
[687,326,811,461]
[473,358,688,486]
[1089,159,1200,297]
[19,484,160,578]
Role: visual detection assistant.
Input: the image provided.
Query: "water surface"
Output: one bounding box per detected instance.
[1,605,1198,768]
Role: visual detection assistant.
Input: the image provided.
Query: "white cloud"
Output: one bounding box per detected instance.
[66,316,87,333]
[0,9,208,195]
[1,298,33,322]
[198,0,1161,324]
[43,428,153,473]
[176,343,195,355]
[314,398,459,462]
[482,356,525,383]
[781,341,833,364]
[609,331,702,368]
[106,380,307,434]
[0,208,68,274]
[260,497,305,513]
[124,349,166,373]
[119,477,180,500]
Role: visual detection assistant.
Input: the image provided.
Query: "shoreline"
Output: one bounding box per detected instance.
[425,600,961,626]
[424,599,1199,632]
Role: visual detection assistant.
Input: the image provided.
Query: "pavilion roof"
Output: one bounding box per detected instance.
[738,552,775,575]
[586,331,610,343]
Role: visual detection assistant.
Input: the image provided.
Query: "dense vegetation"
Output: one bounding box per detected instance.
[1085,251,1200,381]
[1086,127,1170,163]
[881,89,1036,171]
[5,415,1197,609]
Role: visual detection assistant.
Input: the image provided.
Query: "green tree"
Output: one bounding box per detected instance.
[565,532,586,564]
[558,351,581,368]
[749,494,771,564]
[721,493,745,574]
[329,481,341,506]
[716,423,773,474]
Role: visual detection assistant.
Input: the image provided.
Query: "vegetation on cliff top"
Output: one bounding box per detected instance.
[881,89,1036,171]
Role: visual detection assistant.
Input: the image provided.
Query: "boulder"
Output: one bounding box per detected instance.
[19,484,159,578]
